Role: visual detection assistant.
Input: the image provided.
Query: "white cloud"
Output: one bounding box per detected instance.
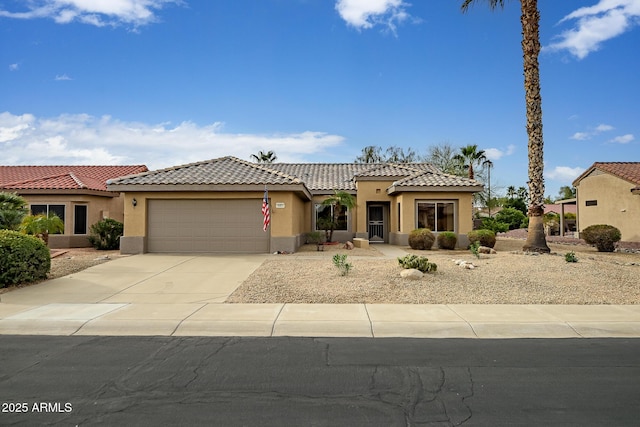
[484,144,516,161]
[0,112,345,169]
[0,0,182,29]
[9,63,19,71]
[335,0,413,34]
[545,0,640,59]
[546,166,586,182]
[609,133,635,143]
[570,132,590,141]
[570,123,615,140]
[55,74,73,81]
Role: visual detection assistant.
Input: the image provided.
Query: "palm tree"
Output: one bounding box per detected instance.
[460,0,549,253]
[425,142,466,176]
[20,213,64,246]
[251,150,277,163]
[321,190,356,242]
[506,185,516,199]
[0,192,29,231]
[454,144,486,180]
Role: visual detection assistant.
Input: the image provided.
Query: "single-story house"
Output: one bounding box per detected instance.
[107,156,483,254]
[0,165,148,248]
[572,162,640,242]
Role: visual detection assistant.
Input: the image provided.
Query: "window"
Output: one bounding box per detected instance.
[585,200,597,206]
[315,204,348,231]
[416,201,455,232]
[30,204,65,234]
[74,205,88,234]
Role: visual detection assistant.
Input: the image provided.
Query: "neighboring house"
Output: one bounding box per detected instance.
[107,156,483,254]
[0,165,148,248]
[572,162,640,242]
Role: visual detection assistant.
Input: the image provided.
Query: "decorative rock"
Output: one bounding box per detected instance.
[344,241,354,250]
[478,246,497,254]
[400,269,424,280]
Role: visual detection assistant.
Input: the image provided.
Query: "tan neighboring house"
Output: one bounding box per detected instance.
[106,156,483,254]
[572,162,640,242]
[0,165,148,248]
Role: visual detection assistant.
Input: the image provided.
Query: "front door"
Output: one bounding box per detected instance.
[368,204,386,243]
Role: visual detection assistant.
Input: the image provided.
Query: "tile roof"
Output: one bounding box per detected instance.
[573,162,640,186]
[108,157,303,186]
[108,156,482,193]
[391,171,483,188]
[0,165,148,192]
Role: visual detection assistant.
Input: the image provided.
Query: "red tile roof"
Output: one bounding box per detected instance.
[0,165,148,192]
[573,162,640,186]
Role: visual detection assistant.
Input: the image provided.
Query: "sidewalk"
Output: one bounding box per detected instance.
[1,246,639,338]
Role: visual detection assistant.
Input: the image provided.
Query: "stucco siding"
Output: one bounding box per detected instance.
[576,173,640,242]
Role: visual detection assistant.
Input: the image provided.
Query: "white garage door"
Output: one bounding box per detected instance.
[147,199,269,253]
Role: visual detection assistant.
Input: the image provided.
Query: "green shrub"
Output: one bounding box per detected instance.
[408,228,435,250]
[0,230,50,287]
[564,251,578,263]
[332,253,352,276]
[581,224,621,252]
[468,229,496,248]
[397,254,437,273]
[88,218,124,250]
[495,207,527,230]
[437,232,457,250]
[479,217,509,234]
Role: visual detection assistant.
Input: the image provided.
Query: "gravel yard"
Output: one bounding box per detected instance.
[228,238,640,305]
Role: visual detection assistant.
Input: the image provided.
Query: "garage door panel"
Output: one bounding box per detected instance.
[147,199,269,253]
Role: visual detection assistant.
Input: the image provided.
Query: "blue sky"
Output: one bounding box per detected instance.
[1,0,639,199]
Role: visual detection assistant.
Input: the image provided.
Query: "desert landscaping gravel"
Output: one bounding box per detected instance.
[228,239,640,305]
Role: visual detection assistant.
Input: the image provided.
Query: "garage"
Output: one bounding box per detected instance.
[147,199,269,253]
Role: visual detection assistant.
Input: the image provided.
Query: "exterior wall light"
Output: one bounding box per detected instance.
[132,198,137,207]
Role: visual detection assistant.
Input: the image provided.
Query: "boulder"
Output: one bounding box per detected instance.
[400,269,424,280]
[478,246,497,254]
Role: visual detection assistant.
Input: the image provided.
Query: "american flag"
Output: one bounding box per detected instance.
[262,187,270,232]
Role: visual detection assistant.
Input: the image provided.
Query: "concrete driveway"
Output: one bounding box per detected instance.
[1,249,640,338]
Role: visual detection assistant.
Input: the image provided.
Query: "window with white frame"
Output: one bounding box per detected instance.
[315,203,348,231]
[416,201,455,232]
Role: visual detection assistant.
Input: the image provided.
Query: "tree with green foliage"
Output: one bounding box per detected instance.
[460,0,550,253]
[425,142,465,175]
[321,190,356,242]
[250,150,277,163]
[355,145,419,164]
[557,185,576,201]
[454,144,487,180]
[20,213,64,246]
[0,192,29,231]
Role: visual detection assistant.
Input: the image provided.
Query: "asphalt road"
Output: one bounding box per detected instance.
[1,336,639,426]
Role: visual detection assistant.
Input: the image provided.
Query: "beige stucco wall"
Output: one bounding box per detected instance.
[20,193,122,248]
[576,173,640,242]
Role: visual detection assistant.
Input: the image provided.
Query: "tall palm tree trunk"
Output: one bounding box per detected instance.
[520,0,550,253]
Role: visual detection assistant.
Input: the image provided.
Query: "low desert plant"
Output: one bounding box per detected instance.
[581,224,621,252]
[564,251,578,263]
[88,218,124,250]
[437,232,457,250]
[332,253,353,276]
[397,254,437,273]
[469,241,481,259]
[306,231,324,244]
[0,230,51,287]
[408,228,435,250]
[468,229,496,248]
